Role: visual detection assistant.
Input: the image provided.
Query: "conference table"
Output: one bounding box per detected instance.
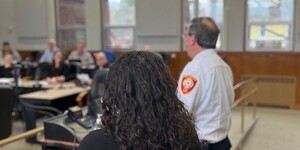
[19,80,90,143]
[20,80,77,89]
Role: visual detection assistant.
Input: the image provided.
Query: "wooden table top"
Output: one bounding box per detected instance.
[20,86,90,100]
[20,80,77,89]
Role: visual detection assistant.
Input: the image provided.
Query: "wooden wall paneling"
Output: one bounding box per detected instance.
[113,51,126,57]
[16,50,300,109]
[295,53,300,109]
[218,52,243,84]
[242,52,296,76]
[19,51,34,60]
[242,52,298,109]
[168,52,190,80]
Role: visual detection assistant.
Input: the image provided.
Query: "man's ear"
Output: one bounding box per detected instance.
[191,35,197,46]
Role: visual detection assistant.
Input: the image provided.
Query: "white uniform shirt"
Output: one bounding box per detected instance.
[177,49,234,143]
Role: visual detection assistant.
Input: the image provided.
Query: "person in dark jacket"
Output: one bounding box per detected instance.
[45,51,71,83]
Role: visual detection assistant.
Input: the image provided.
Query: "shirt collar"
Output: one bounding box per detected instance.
[77,50,86,55]
[193,49,216,61]
[47,47,58,52]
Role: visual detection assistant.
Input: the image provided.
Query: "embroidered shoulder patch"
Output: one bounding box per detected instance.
[181,75,198,94]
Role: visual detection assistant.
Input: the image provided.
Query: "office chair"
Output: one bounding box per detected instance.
[88,68,109,116]
[90,68,109,101]
[75,69,109,117]
[35,62,51,80]
[68,60,81,74]
[67,59,81,82]
[0,85,15,140]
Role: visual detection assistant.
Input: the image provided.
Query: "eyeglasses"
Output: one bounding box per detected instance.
[181,33,193,39]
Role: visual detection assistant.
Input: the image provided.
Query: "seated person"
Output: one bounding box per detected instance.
[79,51,201,150]
[0,54,14,78]
[95,52,111,70]
[45,51,70,84]
[68,42,95,69]
[39,39,59,64]
[0,42,21,64]
[84,52,111,85]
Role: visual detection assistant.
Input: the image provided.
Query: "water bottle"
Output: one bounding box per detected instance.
[93,113,102,130]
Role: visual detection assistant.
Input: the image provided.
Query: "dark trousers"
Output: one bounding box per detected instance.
[209,137,231,150]
[201,137,231,150]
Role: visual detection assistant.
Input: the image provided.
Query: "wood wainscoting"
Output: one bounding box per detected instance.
[168,51,300,109]
[19,50,300,109]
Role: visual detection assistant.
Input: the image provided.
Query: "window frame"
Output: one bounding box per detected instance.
[55,0,87,49]
[101,0,136,50]
[182,0,225,51]
[245,0,295,51]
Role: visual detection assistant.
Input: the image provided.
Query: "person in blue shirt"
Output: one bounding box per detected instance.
[39,39,59,63]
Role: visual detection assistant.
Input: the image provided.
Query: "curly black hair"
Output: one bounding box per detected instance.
[101,51,199,150]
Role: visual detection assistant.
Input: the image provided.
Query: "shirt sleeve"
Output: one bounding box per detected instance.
[39,53,46,62]
[177,70,202,113]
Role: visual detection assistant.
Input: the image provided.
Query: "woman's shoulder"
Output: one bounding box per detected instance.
[78,129,120,150]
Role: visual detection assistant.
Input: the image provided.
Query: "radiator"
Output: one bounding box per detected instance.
[241,75,296,109]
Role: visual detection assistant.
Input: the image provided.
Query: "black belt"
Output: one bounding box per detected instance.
[200,136,231,150]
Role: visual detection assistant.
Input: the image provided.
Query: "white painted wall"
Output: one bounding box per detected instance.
[85,0,102,50]
[135,0,181,51]
[294,0,300,51]
[16,0,56,50]
[0,0,299,52]
[223,0,246,51]
[0,0,56,51]
[0,0,17,49]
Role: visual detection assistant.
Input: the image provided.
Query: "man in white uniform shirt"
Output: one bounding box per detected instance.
[178,17,234,150]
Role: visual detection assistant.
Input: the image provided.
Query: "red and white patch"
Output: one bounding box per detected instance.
[181,75,198,94]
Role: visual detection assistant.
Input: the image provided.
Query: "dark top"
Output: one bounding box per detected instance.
[48,63,74,81]
[0,66,14,78]
[79,129,202,150]
[78,129,120,150]
[49,63,69,77]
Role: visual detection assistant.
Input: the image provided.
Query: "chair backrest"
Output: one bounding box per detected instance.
[66,61,80,81]
[69,62,81,75]
[90,68,109,101]
[0,85,15,140]
[88,69,109,117]
[35,62,51,80]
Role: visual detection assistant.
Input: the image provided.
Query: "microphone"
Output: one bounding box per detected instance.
[33,67,42,88]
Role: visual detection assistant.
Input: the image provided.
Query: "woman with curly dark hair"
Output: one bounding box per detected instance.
[79,51,201,150]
